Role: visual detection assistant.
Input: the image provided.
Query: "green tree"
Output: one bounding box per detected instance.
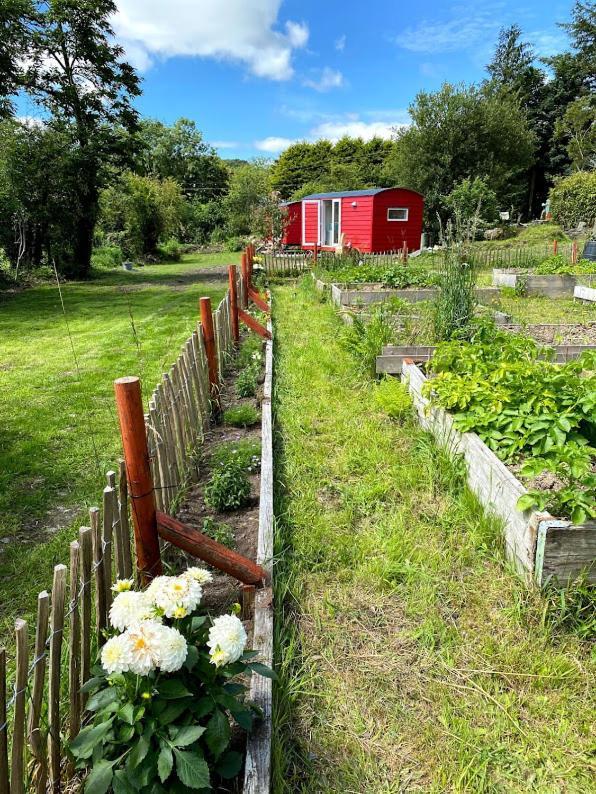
[0,0,30,118]
[549,170,596,228]
[444,177,498,226]
[562,1,596,91]
[20,0,140,276]
[555,95,596,170]
[383,83,535,229]
[224,160,271,236]
[136,118,229,201]
[270,140,333,198]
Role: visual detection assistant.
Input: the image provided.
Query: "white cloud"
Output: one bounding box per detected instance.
[254,136,297,152]
[303,67,344,92]
[311,118,407,142]
[17,116,45,128]
[529,30,568,58]
[335,34,346,52]
[212,140,240,149]
[112,1,309,80]
[394,6,501,53]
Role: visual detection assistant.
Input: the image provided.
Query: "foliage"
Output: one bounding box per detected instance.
[157,238,182,263]
[204,460,252,512]
[320,261,438,289]
[201,517,235,549]
[554,95,596,171]
[425,321,596,523]
[341,304,395,377]
[433,223,479,341]
[223,159,272,237]
[211,440,261,474]
[541,577,596,641]
[91,245,124,270]
[223,405,260,428]
[237,335,263,369]
[373,378,412,422]
[444,177,498,225]
[533,255,595,275]
[70,571,274,792]
[235,365,260,398]
[549,170,596,228]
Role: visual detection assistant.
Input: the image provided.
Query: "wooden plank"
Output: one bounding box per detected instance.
[0,647,8,794]
[27,591,49,794]
[68,541,81,775]
[107,471,126,579]
[48,564,66,793]
[10,619,28,794]
[78,527,92,701]
[90,506,107,643]
[244,320,274,794]
[538,522,596,585]
[574,284,596,302]
[118,460,133,579]
[239,309,271,339]
[103,486,114,607]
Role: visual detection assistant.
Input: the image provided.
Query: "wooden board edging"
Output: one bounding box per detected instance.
[574,284,596,302]
[244,315,274,794]
[402,361,596,585]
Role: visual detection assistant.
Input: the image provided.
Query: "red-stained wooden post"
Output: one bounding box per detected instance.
[402,240,408,264]
[200,297,221,411]
[553,239,558,255]
[228,264,240,343]
[571,240,578,264]
[313,243,318,264]
[241,253,249,307]
[114,376,162,584]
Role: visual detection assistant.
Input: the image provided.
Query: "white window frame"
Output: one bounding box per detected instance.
[387,207,409,222]
[302,200,320,246]
[320,198,342,246]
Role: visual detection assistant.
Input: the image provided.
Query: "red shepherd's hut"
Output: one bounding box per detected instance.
[281,187,424,253]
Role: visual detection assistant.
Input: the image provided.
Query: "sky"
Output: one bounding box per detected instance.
[18,0,577,160]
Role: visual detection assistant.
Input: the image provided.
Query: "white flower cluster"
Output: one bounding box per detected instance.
[101,568,247,676]
[207,614,247,668]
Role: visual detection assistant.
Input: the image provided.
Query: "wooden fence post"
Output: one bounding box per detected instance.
[229,265,240,343]
[571,240,578,264]
[0,647,8,794]
[402,241,408,264]
[241,253,249,305]
[199,297,221,413]
[114,376,162,584]
[553,239,558,255]
[313,243,318,264]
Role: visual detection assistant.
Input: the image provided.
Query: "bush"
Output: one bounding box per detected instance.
[212,440,261,473]
[91,245,124,269]
[549,171,596,229]
[204,460,252,512]
[237,335,263,369]
[201,516,235,548]
[224,405,260,428]
[236,366,259,398]
[444,176,498,225]
[534,255,596,275]
[374,378,412,421]
[225,236,244,252]
[157,238,182,262]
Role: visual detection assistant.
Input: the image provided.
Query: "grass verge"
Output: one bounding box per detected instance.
[271,278,594,792]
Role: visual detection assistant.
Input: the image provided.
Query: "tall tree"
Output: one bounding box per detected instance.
[562,0,596,91]
[20,0,140,276]
[0,0,30,118]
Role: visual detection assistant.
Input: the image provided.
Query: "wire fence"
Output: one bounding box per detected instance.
[0,276,242,793]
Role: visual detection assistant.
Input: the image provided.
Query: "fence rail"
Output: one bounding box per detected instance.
[0,265,247,793]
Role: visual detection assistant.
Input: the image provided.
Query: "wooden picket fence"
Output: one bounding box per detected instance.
[0,263,255,793]
[261,251,311,276]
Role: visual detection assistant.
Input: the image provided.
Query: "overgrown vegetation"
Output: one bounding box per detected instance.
[318,260,439,288]
[223,405,260,428]
[425,321,596,523]
[273,279,595,792]
[341,304,396,376]
[204,461,252,513]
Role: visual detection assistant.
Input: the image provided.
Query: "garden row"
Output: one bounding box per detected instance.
[0,249,276,794]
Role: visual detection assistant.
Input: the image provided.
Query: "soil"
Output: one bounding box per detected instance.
[503,323,596,345]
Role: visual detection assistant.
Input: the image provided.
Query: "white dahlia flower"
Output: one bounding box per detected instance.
[184,567,213,585]
[101,634,132,675]
[109,590,154,631]
[207,614,247,667]
[147,575,202,618]
[125,621,164,675]
[111,578,134,593]
[155,624,188,673]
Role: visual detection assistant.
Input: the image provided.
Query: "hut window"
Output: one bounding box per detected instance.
[387,208,409,221]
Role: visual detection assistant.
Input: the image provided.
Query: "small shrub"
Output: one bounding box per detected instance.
[157,238,182,262]
[91,245,124,269]
[374,378,412,421]
[549,171,596,229]
[205,460,252,512]
[238,335,263,369]
[236,366,259,398]
[225,236,244,252]
[212,439,261,473]
[534,255,595,275]
[224,405,260,428]
[201,516,235,549]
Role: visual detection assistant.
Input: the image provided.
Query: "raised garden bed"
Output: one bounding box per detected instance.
[331,283,500,307]
[401,360,596,585]
[574,284,596,302]
[492,269,589,297]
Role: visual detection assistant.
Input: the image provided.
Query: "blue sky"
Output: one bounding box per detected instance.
[19,0,576,160]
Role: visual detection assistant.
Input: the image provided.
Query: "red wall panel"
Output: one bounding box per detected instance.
[339,196,374,251]
[282,202,302,245]
[371,189,424,252]
[303,201,319,246]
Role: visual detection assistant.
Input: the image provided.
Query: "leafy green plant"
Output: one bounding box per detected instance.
[533,255,595,275]
[69,571,275,792]
[91,245,124,270]
[433,224,479,341]
[342,304,395,377]
[211,439,261,473]
[223,405,260,428]
[205,460,252,512]
[319,261,438,289]
[237,335,263,369]
[374,377,412,421]
[201,516,235,549]
[236,365,259,398]
[157,238,182,262]
[425,322,596,523]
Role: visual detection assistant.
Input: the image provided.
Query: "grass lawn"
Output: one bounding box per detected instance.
[497,294,596,324]
[0,252,233,640]
[272,278,594,792]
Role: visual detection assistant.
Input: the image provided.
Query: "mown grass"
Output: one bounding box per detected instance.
[0,252,233,641]
[498,294,596,324]
[271,278,595,792]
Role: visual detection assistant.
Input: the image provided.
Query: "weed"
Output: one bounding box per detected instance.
[341,304,395,376]
[211,439,261,473]
[541,578,596,641]
[237,334,263,369]
[204,460,252,512]
[201,516,235,549]
[236,365,259,398]
[373,377,412,421]
[223,404,260,428]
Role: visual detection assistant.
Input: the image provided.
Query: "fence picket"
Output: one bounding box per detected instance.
[27,592,49,793]
[78,527,92,702]
[68,541,81,774]
[102,487,114,610]
[90,507,107,643]
[10,619,27,794]
[48,565,66,793]
[0,647,8,794]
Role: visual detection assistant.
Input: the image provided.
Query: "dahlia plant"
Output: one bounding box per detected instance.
[69,569,274,793]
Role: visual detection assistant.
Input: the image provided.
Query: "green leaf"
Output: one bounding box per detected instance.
[205,710,231,759]
[517,494,537,513]
[112,771,137,794]
[216,750,243,780]
[84,759,115,794]
[231,708,253,731]
[184,645,199,671]
[571,506,587,525]
[191,616,207,632]
[117,702,135,725]
[127,732,150,769]
[157,679,193,700]
[171,725,207,747]
[173,749,210,789]
[158,744,174,783]
[69,721,113,759]
[157,699,192,725]
[247,662,278,680]
[87,687,119,712]
[81,676,104,694]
